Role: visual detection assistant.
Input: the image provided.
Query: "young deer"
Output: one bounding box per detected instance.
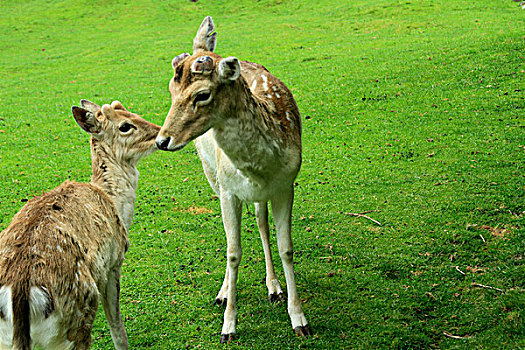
[156,16,311,342]
[0,100,160,350]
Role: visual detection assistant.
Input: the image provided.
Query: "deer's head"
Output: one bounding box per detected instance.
[156,16,242,151]
[72,100,161,165]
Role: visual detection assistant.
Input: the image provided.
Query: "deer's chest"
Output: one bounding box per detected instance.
[216,148,299,203]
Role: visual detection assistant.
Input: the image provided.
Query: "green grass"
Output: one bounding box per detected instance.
[1,0,524,348]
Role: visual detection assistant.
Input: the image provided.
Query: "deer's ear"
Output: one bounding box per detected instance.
[80,99,101,114]
[111,101,126,111]
[193,16,216,54]
[72,106,102,135]
[100,104,117,119]
[218,57,241,81]
[172,53,190,69]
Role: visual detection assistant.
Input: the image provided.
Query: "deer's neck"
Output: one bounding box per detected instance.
[212,81,286,184]
[89,138,139,232]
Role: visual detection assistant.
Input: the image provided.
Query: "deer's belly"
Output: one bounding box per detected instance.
[220,168,290,203]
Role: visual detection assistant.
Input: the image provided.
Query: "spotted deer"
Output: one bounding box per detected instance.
[0,100,160,350]
[156,16,311,342]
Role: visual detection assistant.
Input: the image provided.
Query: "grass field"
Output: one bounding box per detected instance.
[0,0,524,348]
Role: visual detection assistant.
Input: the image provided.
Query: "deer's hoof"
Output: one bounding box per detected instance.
[220,333,234,343]
[214,297,227,307]
[294,324,313,337]
[269,292,285,303]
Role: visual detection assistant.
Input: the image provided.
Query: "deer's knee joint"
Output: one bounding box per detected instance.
[279,249,294,264]
[227,252,242,267]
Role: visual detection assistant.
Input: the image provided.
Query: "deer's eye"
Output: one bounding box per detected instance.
[118,123,136,134]
[193,90,212,107]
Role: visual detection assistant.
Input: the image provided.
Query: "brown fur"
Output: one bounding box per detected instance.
[157,16,310,341]
[11,283,29,350]
[169,51,301,146]
[0,100,160,349]
[0,182,126,347]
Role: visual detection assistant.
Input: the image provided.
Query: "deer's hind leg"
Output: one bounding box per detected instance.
[65,289,99,350]
[215,265,229,306]
[255,202,284,302]
[271,188,312,337]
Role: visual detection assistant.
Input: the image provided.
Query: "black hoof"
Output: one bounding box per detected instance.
[214,297,227,307]
[220,333,234,343]
[294,324,313,337]
[269,292,285,303]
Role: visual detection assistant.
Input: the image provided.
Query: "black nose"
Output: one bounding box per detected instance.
[156,137,171,150]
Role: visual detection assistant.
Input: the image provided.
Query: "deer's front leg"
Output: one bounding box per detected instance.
[219,189,242,343]
[102,266,129,350]
[255,202,284,302]
[271,188,312,337]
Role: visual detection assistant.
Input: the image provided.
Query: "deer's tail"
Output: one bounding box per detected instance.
[11,279,31,350]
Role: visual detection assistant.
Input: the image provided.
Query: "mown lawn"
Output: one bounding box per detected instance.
[0,0,524,349]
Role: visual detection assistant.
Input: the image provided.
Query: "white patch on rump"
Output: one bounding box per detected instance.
[31,314,73,350]
[29,287,50,319]
[0,285,72,349]
[0,285,13,347]
[31,313,73,350]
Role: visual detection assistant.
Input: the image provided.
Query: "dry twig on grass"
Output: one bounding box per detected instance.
[455,266,466,275]
[471,282,504,293]
[443,331,471,340]
[344,212,382,226]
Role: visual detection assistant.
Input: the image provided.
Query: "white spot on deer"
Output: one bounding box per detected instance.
[261,74,269,91]
[56,245,63,253]
[286,112,292,122]
[275,92,280,99]
[272,86,277,91]
[0,286,13,322]
[250,80,257,92]
[29,287,50,318]
[266,94,273,99]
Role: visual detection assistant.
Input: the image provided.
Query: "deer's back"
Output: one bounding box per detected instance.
[0,181,128,300]
[240,60,302,143]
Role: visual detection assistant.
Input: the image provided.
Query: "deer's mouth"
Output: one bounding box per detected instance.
[156,135,189,151]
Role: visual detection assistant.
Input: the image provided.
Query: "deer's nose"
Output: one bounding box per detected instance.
[156,136,172,151]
